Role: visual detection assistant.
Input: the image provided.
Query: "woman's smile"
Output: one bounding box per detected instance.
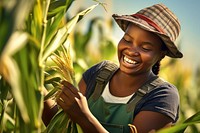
[123,55,138,65]
[122,55,140,67]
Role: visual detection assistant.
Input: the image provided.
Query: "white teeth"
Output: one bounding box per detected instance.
[124,56,137,64]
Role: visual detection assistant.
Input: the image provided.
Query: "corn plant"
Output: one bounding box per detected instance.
[0,0,37,132]
[44,43,82,132]
[0,0,99,132]
[72,16,117,82]
[157,59,200,133]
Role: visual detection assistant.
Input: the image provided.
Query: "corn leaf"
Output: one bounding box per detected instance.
[184,111,200,124]
[31,0,43,40]
[0,0,34,53]
[158,111,200,133]
[0,32,29,122]
[47,0,74,19]
[45,12,64,49]
[1,32,28,57]
[40,3,99,65]
[45,110,70,133]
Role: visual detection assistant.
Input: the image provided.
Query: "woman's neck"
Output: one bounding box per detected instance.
[109,70,155,97]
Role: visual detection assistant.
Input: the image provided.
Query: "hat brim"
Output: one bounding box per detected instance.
[112,14,183,58]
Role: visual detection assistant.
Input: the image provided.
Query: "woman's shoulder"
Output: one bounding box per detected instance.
[82,60,116,83]
[141,77,179,97]
[135,78,180,122]
[82,60,118,98]
[143,78,180,104]
[153,78,179,96]
[84,60,117,75]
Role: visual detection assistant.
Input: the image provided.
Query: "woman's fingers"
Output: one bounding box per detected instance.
[75,92,84,107]
[56,81,80,112]
[75,92,90,113]
[61,80,80,99]
[56,95,66,110]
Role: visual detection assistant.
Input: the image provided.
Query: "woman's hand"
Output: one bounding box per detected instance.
[56,80,90,123]
[56,80,108,133]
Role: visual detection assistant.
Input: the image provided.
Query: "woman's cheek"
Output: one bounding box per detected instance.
[117,41,123,61]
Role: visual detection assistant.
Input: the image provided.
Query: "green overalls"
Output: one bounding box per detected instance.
[88,95,134,132]
[87,62,164,133]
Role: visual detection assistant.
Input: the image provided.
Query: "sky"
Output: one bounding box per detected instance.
[70,0,200,70]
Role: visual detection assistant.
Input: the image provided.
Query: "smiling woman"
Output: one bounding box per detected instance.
[118,23,165,76]
[43,3,183,133]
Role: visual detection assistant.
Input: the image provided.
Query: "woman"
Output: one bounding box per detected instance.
[43,3,183,133]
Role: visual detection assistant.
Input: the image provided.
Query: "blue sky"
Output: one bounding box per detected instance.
[70,0,200,69]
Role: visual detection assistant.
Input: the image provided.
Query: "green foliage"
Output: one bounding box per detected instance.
[0,0,98,132]
[158,111,200,133]
[72,17,117,81]
[158,59,200,132]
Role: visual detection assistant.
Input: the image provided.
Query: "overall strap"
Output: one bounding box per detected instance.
[92,61,118,101]
[127,77,165,112]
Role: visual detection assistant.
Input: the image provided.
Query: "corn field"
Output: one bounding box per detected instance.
[0,0,200,133]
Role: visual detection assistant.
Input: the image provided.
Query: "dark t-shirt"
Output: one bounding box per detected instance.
[83,60,180,122]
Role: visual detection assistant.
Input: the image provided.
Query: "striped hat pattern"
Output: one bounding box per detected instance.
[112,3,183,58]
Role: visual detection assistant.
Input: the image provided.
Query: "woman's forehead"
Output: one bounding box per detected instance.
[125,23,163,44]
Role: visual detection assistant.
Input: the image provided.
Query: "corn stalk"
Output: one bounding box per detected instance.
[0,0,99,132]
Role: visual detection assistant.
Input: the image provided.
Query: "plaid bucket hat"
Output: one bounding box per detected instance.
[112,3,183,58]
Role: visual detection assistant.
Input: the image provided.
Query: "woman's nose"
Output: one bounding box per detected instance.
[128,47,140,56]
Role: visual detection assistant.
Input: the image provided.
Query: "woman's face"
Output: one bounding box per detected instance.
[118,23,165,75]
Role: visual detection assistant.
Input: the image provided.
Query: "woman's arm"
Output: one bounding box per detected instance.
[42,88,59,126]
[132,111,173,133]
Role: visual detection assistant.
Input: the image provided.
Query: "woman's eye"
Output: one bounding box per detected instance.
[123,37,131,43]
[142,46,152,51]
[142,47,149,50]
